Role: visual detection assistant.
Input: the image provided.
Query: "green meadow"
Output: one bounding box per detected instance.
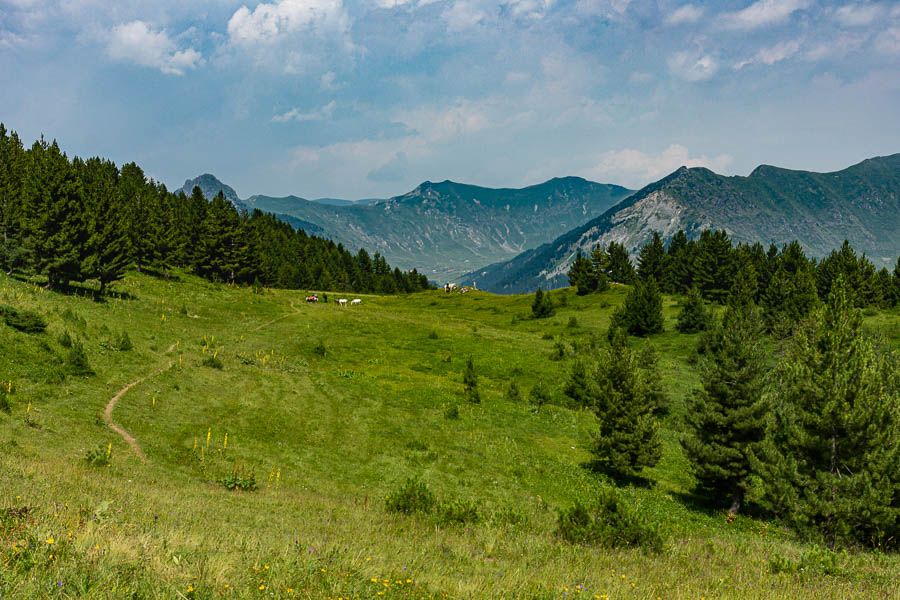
[1,271,898,599]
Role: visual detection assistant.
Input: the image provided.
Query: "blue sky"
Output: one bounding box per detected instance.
[2,0,899,199]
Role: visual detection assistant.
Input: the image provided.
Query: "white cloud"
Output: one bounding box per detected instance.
[579,144,734,187]
[371,0,415,7]
[574,0,632,19]
[442,1,487,31]
[667,49,718,81]
[227,0,349,44]
[106,20,203,75]
[720,0,809,30]
[665,4,704,26]
[874,27,900,55]
[503,0,555,20]
[273,100,337,122]
[834,3,885,28]
[320,70,339,90]
[734,39,800,69]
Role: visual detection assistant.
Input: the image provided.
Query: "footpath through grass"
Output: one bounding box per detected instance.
[0,271,898,599]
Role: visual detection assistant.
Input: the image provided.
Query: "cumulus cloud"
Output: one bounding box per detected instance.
[579,144,734,188]
[833,3,886,27]
[574,0,632,19]
[667,49,717,81]
[442,1,487,31]
[720,0,809,30]
[272,100,337,122]
[106,20,203,75]
[874,27,900,55]
[734,39,800,69]
[227,0,349,44]
[665,4,704,26]
[503,0,555,20]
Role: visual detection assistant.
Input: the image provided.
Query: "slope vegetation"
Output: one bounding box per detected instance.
[1,271,898,598]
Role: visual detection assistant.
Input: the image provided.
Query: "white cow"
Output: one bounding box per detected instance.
[336,298,348,307]
[350,299,362,306]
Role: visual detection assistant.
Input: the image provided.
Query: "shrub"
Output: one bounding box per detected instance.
[386,477,435,515]
[117,331,134,351]
[1,305,47,333]
[58,330,73,348]
[531,287,554,319]
[437,498,480,525]
[443,404,460,420]
[609,279,664,336]
[202,355,224,369]
[463,357,480,403]
[505,380,523,403]
[67,341,94,376]
[530,381,550,412]
[676,287,711,334]
[84,444,111,468]
[221,465,258,492]
[549,339,567,361]
[557,490,664,553]
[428,330,439,340]
[0,392,9,414]
[313,340,327,357]
[567,316,579,328]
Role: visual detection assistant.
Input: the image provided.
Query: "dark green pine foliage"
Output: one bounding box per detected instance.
[564,358,593,407]
[762,263,818,336]
[757,277,900,549]
[199,192,242,283]
[610,277,664,336]
[568,250,595,295]
[682,301,768,515]
[891,257,900,307]
[77,157,131,294]
[661,230,693,294]
[23,138,86,288]
[692,229,734,303]
[605,241,635,284]
[531,287,554,318]
[875,267,894,308]
[119,162,159,273]
[589,243,610,292]
[463,357,480,403]
[590,330,662,479]
[637,232,665,283]
[0,125,28,274]
[675,286,710,334]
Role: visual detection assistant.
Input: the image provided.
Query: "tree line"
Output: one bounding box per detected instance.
[0,125,431,295]
[568,230,900,313]
[561,232,899,550]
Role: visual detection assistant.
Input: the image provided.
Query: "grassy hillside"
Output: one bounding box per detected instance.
[1,271,898,599]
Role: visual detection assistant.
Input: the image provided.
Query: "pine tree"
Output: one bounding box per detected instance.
[610,278,664,336]
[637,232,665,283]
[23,138,86,288]
[0,125,27,274]
[762,263,818,336]
[463,357,480,403]
[891,257,900,307]
[564,358,593,407]
[532,287,554,318]
[78,157,131,295]
[568,250,595,295]
[605,242,635,284]
[589,243,610,292]
[682,303,768,514]
[676,286,710,333]
[590,331,662,479]
[756,277,900,548]
[692,229,734,303]
[661,230,692,294]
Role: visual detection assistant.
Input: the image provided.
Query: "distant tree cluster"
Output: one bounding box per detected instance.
[0,125,430,294]
[568,229,900,334]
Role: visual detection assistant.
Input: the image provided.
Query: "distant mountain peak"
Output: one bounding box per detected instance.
[182,174,245,210]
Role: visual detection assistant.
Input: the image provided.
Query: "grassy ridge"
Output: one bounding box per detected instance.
[1,271,898,599]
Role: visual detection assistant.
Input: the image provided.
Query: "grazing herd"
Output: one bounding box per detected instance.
[304,293,362,307]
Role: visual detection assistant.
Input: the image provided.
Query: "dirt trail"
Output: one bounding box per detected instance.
[253,299,300,331]
[102,344,176,463]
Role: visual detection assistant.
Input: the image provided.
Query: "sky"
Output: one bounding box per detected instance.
[2,0,899,200]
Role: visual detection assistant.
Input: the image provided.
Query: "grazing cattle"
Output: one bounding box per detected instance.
[350,299,362,306]
[336,298,348,306]
[305,294,318,303]
[444,282,457,293]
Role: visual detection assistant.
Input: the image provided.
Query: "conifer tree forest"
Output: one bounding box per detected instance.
[0,126,431,295]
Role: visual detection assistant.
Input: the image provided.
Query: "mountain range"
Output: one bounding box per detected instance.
[464,154,900,293]
[182,153,900,293]
[181,175,634,281]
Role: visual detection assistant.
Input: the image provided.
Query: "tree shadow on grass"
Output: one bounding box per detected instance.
[5,272,136,302]
[580,460,655,489]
